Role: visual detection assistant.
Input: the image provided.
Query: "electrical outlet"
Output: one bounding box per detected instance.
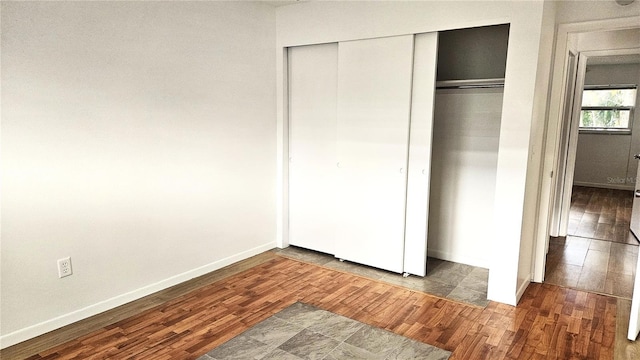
[57,257,73,278]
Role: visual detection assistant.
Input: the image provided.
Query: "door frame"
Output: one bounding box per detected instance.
[557,48,640,237]
[549,49,579,238]
[533,16,640,283]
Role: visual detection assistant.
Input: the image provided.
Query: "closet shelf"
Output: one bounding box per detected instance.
[436,78,505,89]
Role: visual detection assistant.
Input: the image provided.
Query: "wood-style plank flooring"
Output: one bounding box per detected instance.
[569,186,637,245]
[4,252,622,360]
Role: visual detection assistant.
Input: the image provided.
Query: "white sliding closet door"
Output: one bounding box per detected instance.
[335,35,414,273]
[288,43,338,254]
[404,33,438,277]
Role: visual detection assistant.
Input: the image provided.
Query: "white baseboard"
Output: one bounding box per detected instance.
[516,275,531,304]
[573,181,634,191]
[426,248,489,269]
[0,241,276,349]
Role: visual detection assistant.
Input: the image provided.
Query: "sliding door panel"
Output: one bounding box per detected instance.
[335,35,414,273]
[288,43,338,254]
[404,33,438,277]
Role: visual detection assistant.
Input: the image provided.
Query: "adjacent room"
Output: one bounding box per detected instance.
[2,1,640,359]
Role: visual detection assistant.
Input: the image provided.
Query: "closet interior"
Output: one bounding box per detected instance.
[429,24,509,269]
[287,24,510,279]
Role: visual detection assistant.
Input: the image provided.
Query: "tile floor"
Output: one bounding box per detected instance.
[197,302,451,360]
[569,186,637,245]
[545,236,638,299]
[275,246,489,307]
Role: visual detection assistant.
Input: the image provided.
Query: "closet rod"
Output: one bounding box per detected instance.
[436,78,505,89]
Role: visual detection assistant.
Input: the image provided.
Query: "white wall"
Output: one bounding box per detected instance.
[574,64,640,190]
[517,0,557,300]
[556,0,640,24]
[275,0,554,306]
[1,1,276,347]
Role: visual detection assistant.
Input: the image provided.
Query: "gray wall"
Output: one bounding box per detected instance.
[574,63,640,190]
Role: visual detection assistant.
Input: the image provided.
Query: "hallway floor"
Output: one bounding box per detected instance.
[569,185,637,245]
[545,236,638,298]
[545,186,639,299]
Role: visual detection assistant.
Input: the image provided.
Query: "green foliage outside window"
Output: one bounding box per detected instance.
[580,88,636,130]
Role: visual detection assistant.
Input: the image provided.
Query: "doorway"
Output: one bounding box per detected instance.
[544,54,640,298]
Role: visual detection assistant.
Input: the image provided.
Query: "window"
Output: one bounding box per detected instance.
[580,86,637,133]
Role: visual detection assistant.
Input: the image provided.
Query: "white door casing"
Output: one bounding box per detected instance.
[549,50,579,238]
[629,157,640,340]
[557,52,588,237]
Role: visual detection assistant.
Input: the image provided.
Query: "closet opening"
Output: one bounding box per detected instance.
[427,24,510,300]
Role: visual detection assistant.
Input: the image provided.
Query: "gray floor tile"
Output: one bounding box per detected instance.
[607,250,637,275]
[242,316,304,347]
[435,261,475,275]
[424,262,473,287]
[558,247,588,266]
[386,339,451,360]
[345,325,408,356]
[458,268,489,293]
[260,348,305,360]
[275,246,334,265]
[545,263,581,287]
[205,334,270,360]
[589,239,611,253]
[324,259,389,280]
[567,236,591,249]
[380,274,456,298]
[447,286,490,307]
[307,313,364,341]
[274,302,335,328]
[576,268,606,293]
[325,342,386,360]
[605,272,634,298]
[423,271,469,288]
[278,329,339,360]
[583,249,609,270]
[426,257,447,273]
[198,302,451,360]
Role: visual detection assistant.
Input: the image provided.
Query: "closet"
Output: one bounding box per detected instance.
[288,25,508,275]
[429,24,509,268]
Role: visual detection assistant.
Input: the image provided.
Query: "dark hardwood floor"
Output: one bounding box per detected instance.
[3,252,621,360]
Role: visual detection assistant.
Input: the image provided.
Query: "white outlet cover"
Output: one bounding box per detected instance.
[57,257,73,278]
